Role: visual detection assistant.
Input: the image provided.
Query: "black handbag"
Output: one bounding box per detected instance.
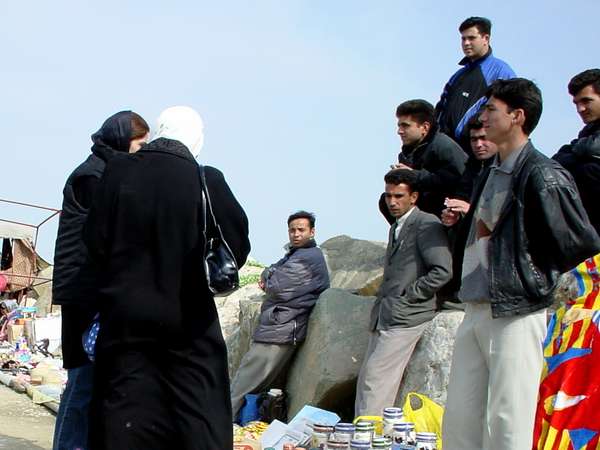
[199,165,239,295]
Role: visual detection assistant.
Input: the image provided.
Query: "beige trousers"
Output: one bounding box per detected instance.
[354,322,428,417]
[442,302,547,450]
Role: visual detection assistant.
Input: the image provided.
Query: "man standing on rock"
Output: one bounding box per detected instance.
[442,78,600,450]
[356,169,452,417]
[230,211,330,420]
[435,17,516,153]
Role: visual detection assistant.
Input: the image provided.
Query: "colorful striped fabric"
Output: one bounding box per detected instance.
[533,255,600,450]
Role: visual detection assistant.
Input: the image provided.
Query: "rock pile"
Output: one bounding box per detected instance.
[223,235,465,418]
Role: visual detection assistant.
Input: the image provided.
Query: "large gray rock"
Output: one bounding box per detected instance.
[216,284,264,341]
[321,235,386,296]
[226,296,264,378]
[286,288,375,418]
[396,311,464,407]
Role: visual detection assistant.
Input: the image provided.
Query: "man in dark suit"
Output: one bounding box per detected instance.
[355,169,452,417]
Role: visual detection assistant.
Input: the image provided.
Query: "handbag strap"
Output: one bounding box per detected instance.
[198,165,220,239]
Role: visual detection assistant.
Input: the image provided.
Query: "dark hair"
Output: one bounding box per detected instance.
[131,112,150,140]
[568,69,600,97]
[287,210,315,228]
[384,169,419,192]
[395,100,435,126]
[459,17,492,35]
[485,78,543,135]
[466,115,484,132]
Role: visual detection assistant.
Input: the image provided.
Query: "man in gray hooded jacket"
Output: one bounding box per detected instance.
[230,211,330,419]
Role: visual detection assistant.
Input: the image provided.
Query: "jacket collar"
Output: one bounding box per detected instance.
[388,207,419,258]
[470,141,535,233]
[459,47,492,67]
[138,138,197,163]
[401,126,439,157]
[285,238,317,255]
[579,120,600,139]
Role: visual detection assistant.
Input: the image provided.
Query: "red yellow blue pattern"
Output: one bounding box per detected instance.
[533,255,600,450]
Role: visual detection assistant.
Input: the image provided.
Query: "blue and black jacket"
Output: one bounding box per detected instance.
[435,49,515,149]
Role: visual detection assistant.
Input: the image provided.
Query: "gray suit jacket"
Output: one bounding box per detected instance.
[370,207,452,330]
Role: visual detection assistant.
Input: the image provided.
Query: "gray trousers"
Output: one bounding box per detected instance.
[354,322,428,417]
[442,303,547,450]
[230,341,296,418]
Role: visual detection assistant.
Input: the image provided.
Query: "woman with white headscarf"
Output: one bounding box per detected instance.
[84,106,250,450]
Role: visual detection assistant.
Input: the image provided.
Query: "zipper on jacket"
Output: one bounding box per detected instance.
[293,320,297,346]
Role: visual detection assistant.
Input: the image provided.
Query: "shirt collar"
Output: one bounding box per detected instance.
[395,206,416,229]
[491,143,526,174]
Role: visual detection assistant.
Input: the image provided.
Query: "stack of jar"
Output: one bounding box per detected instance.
[308,407,438,450]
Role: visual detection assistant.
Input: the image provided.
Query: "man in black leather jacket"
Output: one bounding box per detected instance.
[442,78,600,450]
[553,69,600,235]
[379,99,467,221]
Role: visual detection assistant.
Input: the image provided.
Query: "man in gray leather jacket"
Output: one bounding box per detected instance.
[230,211,329,419]
[443,78,600,450]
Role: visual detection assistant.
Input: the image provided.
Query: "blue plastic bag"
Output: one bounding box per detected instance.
[238,393,261,425]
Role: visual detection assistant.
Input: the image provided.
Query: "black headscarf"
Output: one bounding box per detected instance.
[91,110,133,160]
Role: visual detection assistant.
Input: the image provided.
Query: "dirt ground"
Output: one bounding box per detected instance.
[0,384,55,449]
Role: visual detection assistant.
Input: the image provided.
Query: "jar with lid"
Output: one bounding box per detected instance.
[334,423,356,443]
[392,423,416,447]
[415,432,437,450]
[312,424,335,449]
[326,439,350,450]
[350,439,372,450]
[382,407,403,439]
[371,437,392,449]
[353,421,374,443]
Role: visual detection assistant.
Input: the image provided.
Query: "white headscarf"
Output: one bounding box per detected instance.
[151,106,204,158]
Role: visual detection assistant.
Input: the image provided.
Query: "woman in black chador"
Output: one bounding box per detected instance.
[85,106,250,450]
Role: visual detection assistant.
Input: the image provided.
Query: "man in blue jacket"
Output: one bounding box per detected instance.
[435,17,515,153]
[230,211,330,419]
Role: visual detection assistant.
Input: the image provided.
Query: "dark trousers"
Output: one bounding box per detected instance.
[89,338,232,450]
[53,363,94,450]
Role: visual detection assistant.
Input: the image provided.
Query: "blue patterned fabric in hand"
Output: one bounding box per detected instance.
[82,314,100,362]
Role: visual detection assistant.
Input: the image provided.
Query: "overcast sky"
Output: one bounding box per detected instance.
[1,1,598,264]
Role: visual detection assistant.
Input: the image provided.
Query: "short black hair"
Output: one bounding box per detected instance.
[459,17,492,35]
[384,169,419,193]
[486,78,543,136]
[466,115,484,132]
[395,100,435,126]
[568,69,600,97]
[287,210,315,228]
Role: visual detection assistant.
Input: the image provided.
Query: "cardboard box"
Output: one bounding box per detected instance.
[7,324,24,344]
